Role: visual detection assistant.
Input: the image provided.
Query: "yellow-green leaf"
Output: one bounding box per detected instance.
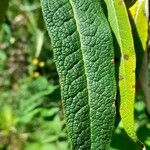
[104,0,138,142]
[41,0,117,149]
[130,0,150,116]
[129,0,148,51]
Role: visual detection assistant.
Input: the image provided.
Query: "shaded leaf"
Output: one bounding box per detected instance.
[129,0,150,115]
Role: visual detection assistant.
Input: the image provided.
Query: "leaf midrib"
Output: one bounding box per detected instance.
[68,0,92,147]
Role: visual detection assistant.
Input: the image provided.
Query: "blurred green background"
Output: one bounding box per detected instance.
[0,0,150,149]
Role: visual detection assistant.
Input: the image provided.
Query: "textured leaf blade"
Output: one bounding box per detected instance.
[104,0,138,141]
[41,0,116,149]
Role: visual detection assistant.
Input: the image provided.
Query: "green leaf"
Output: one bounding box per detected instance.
[21,87,56,114]
[57,141,69,150]
[41,0,116,149]
[0,0,9,26]
[129,0,148,51]
[40,107,59,118]
[104,0,138,142]
[129,0,150,115]
[25,143,56,150]
[129,0,148,75]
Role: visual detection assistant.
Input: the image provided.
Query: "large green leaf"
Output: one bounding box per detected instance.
[104,0,138,143]
[41,0,116,149]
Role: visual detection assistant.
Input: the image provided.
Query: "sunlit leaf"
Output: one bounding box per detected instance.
[129,0,150,115]
[104,0,139,143]
[129,0,148,51]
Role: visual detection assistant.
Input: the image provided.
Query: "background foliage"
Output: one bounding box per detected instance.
[0,0,149,149]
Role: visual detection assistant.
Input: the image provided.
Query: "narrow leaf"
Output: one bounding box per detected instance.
[35,29,44,57]
[129,0,150,115]
[104,0,138,142]
[129,0,148,75]
[129,0,148,51]
[41,0,116,149]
